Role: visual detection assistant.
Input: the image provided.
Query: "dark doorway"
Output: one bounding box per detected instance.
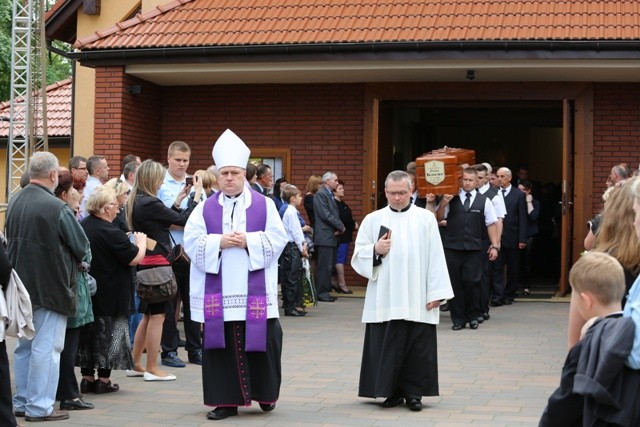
[378,100,564,292]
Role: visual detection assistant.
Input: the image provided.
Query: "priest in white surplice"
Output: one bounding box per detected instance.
[352,170,453,412]
[184,129,287,421]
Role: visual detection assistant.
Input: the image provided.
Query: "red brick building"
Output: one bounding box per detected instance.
[46,0,640,291]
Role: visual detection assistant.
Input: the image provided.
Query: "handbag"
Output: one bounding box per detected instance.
[168,234,191,270]
[136,266,177,304]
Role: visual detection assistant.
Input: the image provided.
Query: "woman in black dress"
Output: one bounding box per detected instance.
[78,186,146,393]
[333,180,357,294]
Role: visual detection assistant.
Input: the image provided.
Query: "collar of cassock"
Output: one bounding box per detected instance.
[389,203,411,213]
[224,192,243,200]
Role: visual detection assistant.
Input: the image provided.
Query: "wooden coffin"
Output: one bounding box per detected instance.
[415,147,476,196]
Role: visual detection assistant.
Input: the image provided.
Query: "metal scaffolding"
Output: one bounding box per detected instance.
[6,0,48,200]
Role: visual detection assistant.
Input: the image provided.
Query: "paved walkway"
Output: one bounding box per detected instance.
[7,294,570,426]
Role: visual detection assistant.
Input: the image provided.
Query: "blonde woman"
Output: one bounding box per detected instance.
[568,178,640,347]
[126,160,199,381]
[304,174,323,227]
[104,178,131,231]
[78,186,146,394]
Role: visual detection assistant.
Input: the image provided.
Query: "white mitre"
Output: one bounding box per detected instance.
[212,129,250,169]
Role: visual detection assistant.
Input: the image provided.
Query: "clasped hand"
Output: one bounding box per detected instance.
[220,231,247,249]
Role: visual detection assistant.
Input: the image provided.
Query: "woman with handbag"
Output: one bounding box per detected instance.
[126,160,198,382]
[77,186,147,393]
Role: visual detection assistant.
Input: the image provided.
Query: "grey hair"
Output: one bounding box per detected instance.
[29,152,59,179]
[498,167,512,177]
[628,176,640,201]
[322,171,336,182]
[384,170,412,190]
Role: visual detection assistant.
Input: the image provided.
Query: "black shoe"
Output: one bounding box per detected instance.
[476,316,484,324]
[452,323,465,331]
[503,299,513,305]
[80,379,95,394]
[60,397,94,410]
[207,407,238,420]
[94,380,119,394]
[188,349,203,365]
[161,352,186,368]
[489,299,503,307]
[482,312,491,320]
[469,320,479,330]
[439,303,450,312]
[381,395,404,408]
[14,410,25,417]
[406,397,423,411]
[317,296,337,302]
[284,309,306,317]
[259,402,276,412]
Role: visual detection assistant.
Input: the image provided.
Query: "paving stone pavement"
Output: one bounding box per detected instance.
[7,294,569,426]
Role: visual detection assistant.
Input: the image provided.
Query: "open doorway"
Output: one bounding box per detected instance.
[378,100,564,291]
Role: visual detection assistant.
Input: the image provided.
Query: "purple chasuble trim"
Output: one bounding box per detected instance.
[203,189,268,352]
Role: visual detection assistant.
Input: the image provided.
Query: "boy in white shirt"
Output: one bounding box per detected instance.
[278,185,308,317]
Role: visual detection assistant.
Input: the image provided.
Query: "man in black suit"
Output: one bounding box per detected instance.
[250,164,272,195]
[313,171,345,302]
[491,167,527,306]
[438,168,500,330]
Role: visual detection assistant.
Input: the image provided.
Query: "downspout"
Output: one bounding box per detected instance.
[47,41,76,155]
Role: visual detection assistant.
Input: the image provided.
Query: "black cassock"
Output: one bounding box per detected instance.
[202,319,282,407]
[359,320,439,399]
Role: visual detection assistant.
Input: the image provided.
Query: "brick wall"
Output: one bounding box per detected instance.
[94,66,163,172]
[592,83,640,213]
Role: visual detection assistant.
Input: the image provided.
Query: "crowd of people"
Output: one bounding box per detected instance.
[0,130,365,424]
[1,136,639,425]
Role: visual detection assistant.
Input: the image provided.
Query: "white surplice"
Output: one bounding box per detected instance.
[184,190,287,323]
[351,205,454,324]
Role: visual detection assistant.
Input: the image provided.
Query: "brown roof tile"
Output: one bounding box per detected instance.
[0,78,72,138]
[74,0,640,50]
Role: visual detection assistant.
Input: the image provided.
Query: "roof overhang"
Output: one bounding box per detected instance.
[69,41,640,85]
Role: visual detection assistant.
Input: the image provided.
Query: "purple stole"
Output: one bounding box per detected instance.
[202,189,268,352]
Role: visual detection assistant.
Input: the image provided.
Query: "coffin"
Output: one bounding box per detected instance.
[415,147,476,196]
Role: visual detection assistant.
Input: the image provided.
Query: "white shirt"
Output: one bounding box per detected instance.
[478,182,507,219]
[281,204,305,253]
[79,176,102,219]
[441,189,498,226]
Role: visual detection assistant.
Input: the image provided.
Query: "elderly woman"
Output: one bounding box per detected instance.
[104,177,131,231]
[126,160,199,381]
[77,186,146,394]
[53,169,95,411]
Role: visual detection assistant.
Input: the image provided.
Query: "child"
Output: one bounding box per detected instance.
[540,251,638,426]
[278,184,308,317]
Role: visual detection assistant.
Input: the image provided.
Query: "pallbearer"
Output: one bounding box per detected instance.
[184,129,288,421]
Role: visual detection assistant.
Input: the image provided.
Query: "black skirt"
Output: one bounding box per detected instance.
[202,319,283,407]
[358,320,439,399]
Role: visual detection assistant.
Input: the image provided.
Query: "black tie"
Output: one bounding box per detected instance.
[464,192,471,211]
[502,189,506,198]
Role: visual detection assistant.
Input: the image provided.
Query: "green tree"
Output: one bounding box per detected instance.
[0,0,72,101]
